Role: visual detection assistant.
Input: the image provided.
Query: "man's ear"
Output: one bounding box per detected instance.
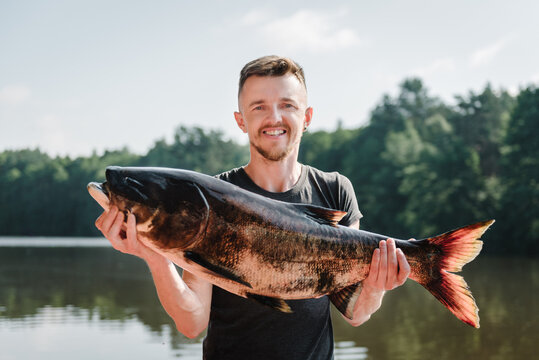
[304,107,313,130]
[234,111,247,133]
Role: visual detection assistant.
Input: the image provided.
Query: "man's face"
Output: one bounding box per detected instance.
[234,74,312,162]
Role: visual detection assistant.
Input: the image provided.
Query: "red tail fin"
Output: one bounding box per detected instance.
[413,220,494,328]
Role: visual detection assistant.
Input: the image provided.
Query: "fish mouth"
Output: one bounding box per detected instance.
[87,182,110,211]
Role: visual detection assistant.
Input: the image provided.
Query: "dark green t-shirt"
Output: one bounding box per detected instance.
[203,164,362,360]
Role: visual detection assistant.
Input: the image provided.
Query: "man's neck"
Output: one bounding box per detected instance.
[243,152,302,193]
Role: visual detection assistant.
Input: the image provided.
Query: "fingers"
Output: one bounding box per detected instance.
[95,212,105,229]
[396,248,411,285]
[95,206,127,250]
[368,239,410,291]
[109,211,124,239]
[368,248,381,283]
[378,240,387,288]
[96,206,118,233]
[105,212,125,250]
[126,212,138,244]
[385,239,398,289]
[95,207,150,259]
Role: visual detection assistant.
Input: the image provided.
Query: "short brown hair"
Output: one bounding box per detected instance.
[238,55,306,96]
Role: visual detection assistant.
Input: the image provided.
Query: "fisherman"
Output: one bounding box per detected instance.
[95,55,411,359]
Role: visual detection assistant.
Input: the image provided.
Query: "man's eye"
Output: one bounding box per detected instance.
[253,106,263,110]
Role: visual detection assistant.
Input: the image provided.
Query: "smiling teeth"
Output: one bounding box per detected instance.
[264,130,285,135]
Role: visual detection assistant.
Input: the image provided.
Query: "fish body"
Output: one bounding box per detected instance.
[88,166,494,328]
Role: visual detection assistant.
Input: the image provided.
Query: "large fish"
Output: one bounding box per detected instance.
[88,166,494,328]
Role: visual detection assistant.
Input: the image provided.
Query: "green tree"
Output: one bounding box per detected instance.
[451,86,515,176]
[340,78,448,237]
[384,114,486,237]
[140,126,248,175]
[0,149,69,235]
[0,147,140,236]
[298,122,358,172]
[499,86,539,254]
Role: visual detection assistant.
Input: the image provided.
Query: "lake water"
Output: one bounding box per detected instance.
[0,237,537,360]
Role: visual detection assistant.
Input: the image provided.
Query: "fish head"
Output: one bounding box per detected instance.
[88,166,210,250]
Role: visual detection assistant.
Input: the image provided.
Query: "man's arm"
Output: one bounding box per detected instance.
[95,206,212,338]
[343,220,411,327]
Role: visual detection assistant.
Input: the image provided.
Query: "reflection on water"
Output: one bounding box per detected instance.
[3,306,185,360]
[334,341,368,359]
[0,238,537,359]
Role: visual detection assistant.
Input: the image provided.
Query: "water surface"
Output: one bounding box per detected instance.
[0,237,536,359]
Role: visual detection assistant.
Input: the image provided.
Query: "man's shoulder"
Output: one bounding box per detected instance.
[215,167,243,181]
[215,167,249,188]
[302,164,361,225]
[303,164,352,187]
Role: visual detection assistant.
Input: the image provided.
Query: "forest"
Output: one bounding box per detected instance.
[1,79,537,255]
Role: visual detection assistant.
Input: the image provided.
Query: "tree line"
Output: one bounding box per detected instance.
[1,79,537,255]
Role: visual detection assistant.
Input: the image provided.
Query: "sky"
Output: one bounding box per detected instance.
[1,0,538,157]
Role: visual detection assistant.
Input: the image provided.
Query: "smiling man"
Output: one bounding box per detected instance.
[95,55,410,360]
[235,68,311,165]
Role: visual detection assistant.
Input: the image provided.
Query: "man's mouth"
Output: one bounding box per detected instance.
[262,129,287,136]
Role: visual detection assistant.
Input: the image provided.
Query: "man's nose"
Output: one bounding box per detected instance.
[268,104,282,121]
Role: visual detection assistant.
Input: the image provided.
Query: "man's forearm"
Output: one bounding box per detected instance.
[345,284,385,326]
[96,209,212,338]
[344,236,411,327]
[145,255,212,339]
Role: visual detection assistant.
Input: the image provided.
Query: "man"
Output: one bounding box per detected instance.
[96,56,410,359]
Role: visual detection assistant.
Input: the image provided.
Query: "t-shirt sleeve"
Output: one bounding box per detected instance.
[337,175,362,227]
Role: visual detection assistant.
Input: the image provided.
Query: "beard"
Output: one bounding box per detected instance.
[250,124,301,162]
[251,140,294,161]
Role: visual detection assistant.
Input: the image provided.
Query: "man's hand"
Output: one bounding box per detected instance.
[346,238,411,326]
[95,205,212,338]
[363,238,410,292]
[95,206,161,262]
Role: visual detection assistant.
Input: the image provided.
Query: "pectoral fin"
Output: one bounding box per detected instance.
[293,203,347,227]
[246,293,292,313]
[329,282,363,319]
[184,251,252,288]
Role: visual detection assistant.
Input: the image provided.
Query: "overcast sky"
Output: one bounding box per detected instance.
[1,0,538,157]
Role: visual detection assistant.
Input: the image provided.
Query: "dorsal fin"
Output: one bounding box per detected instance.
[294,204,347,227]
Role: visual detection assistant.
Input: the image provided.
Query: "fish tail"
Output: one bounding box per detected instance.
[413,220,494,328]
